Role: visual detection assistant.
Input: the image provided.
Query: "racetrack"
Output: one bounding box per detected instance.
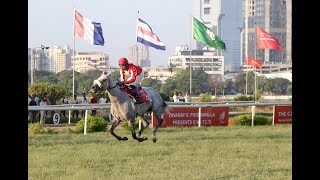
[28,125,292,180]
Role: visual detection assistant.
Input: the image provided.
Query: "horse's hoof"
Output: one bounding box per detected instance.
[122,137,128,140]
[137,137,147,142]
[153,138,157,143]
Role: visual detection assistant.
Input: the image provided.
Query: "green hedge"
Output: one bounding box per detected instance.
[75,115,107,133]
[121,118,141,131]
[229,114,272,126]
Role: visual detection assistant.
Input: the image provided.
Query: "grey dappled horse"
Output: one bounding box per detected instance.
[91,71,171,143]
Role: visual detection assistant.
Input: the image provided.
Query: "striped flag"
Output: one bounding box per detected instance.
[136,18,165,50]
[74,10,105,46]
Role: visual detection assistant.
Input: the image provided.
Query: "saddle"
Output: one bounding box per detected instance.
[120,85,150,104]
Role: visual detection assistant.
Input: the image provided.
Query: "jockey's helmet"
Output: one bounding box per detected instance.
[118,57,128,65]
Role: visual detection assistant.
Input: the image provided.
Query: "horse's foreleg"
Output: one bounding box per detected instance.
[152,113,164,143]
[129,118,147,142]
[137,116,149,139]
[110,118,128,141]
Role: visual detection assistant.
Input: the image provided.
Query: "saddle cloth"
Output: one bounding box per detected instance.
[138,88,150,103]
[122,86,150,103]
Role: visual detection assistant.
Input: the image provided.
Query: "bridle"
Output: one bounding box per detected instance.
[93,78,120,103]
[96,79,118,90]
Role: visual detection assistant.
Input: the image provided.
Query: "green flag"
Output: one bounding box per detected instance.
[193,17,226,50]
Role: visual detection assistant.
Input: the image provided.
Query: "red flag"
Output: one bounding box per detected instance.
[248,56,263,69]
[256,26,284,52]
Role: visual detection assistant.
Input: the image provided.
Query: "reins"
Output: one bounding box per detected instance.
[107,84,118,90]
[99,79,117,90]
[97,77,131,103]
[99,79,119,102]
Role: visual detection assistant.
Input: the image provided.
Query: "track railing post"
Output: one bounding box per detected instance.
[84,110,88,135]
[251,105,256,127]
[198,107,201,127]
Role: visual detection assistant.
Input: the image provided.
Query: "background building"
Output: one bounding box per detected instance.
[242,0,292,64]
[143,67,173,84]
[242,63,292,81]
[28,47,50,72]
[193,0,291,71]
[72,52,109,73]
[169,45,224,76]
[128,44,150,67]
[193,0,242,72]
[28,45,72,74]
[29,46,110,74]
[47,46,72,73]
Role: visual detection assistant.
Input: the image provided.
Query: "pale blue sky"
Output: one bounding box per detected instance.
[28,0,194,67]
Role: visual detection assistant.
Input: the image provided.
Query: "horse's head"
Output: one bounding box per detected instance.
[91,71,111,93]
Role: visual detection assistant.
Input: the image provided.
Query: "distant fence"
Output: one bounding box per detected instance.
[28,101,292,134]
[210,95,292,100]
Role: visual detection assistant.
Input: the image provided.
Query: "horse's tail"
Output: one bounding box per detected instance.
[163,101,173,115]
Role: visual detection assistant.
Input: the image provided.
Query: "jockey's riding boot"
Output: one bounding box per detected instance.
[130,85,143,104]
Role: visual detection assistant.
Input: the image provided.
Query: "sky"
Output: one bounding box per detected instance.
[28,0,195,67]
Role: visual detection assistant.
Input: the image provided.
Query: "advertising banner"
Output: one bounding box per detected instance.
[152,107,229,128]
[273,105,292,124]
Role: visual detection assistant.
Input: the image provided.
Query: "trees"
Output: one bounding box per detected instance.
[141,77,161,91]
[224,79,235,95]
[161,68,210,96]
[286,85,292,95]
[160,77,176,96]
[28,69,292,97]
[28,82,71,101]
[234,72,247,94]
[208,74,224,95]
[193,69,211,95]
[56,70,75,94]
[264,78,291,95]
[34,70,58,84]
[30,69,109,95]
[234,71,259,95]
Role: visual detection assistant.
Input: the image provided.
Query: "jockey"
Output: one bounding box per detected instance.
[117,57,144,104]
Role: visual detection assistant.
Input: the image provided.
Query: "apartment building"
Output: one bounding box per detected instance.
[169,45,224,76]
[72,52,109,73]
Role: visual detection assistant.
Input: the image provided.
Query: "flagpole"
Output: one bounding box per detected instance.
[245,0,249,96]
[136,11,139,65]
[72,8,76,97]
[254,25,257,101]
[189,16,193,96]
[254,66,257,101]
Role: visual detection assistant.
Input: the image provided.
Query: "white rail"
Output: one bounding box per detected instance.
[28,101,292,134]
[28,101,291,111]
